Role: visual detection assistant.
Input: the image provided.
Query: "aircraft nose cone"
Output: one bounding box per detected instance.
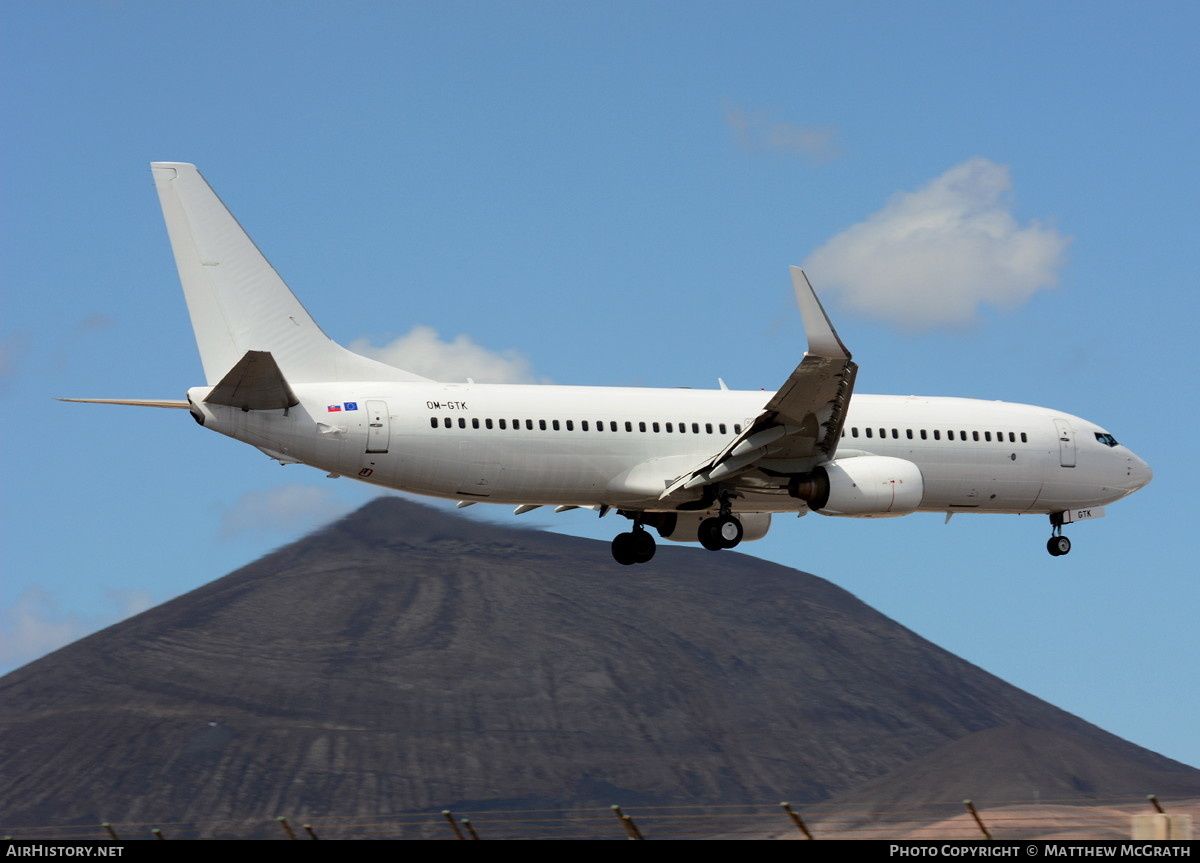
[1127,454,1153,491]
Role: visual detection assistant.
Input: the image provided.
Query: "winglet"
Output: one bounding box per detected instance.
[790,267,850,360]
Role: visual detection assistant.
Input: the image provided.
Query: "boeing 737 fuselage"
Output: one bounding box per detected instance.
[63,163,1152,564]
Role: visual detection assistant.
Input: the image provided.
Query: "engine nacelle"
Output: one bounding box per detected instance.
[788,456,924,518]
[650,512,772,543]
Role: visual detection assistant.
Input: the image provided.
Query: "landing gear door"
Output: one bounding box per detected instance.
[366,400,390,454]
[1053,418,1076,468]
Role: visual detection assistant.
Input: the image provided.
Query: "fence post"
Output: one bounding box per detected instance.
[1133,797,1193,840]
[303,823,320,840]
[151,828,165,840]
[101,823,119,841]
[963,800,991,840]
[780,802,814,839]
[442,810,465,840]
[276,816,297,839]
[611,805,644,840]
[461,818,480,840]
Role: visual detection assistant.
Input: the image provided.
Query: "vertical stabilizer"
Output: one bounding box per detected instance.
[151,162,432,385]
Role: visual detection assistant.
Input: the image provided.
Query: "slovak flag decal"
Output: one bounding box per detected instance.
[326,404,342,412]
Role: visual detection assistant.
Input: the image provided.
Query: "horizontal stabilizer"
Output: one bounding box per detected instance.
[58,398,189,409]
[204,350,298,411]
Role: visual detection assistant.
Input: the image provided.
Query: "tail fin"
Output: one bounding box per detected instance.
[151,162,432,385]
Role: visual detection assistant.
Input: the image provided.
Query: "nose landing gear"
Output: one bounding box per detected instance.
[1047,512,1072,556]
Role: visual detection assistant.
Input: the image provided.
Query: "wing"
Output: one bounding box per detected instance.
[661,268,857,499]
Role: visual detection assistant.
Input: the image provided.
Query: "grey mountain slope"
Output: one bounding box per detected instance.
[1,497,1196,831]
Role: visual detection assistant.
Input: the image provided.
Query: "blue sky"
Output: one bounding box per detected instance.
[3,2,1198,775]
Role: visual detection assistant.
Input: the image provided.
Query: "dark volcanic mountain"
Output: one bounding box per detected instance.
[1,497,1196,832]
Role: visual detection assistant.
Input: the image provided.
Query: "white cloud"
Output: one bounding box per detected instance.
[0,587,154,672]
[219,484,352,538]
[349,325,544,384]
[724,102,839,162]
[803,158,1071,329]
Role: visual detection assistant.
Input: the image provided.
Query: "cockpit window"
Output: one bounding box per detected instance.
[1095,432,1119,447]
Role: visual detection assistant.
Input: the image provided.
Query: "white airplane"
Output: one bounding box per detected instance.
[64,163,1152,565]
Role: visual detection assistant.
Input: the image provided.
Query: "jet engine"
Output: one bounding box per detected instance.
[788,456,924,517]
[650,512,773,543]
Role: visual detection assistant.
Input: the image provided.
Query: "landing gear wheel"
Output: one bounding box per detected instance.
[716,515,743,549]
[631,528,656,563]
[698,517,725,551]
[612,532,638,565]
[1047,535,1071,557]
[612,529,657,565]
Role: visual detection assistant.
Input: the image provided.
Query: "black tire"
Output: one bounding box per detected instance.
[632,529,656,563]
[612,532,638,565]
[717,515,744,549]
[698,517,725,551]
[1047,535,1071,557]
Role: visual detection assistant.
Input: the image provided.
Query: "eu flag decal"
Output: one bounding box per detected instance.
[343,402,359,411]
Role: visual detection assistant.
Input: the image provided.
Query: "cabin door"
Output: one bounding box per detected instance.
[1053,418,1076,468]
[366,400,390,453]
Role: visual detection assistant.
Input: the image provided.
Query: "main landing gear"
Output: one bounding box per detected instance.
[695,492,744,552]
[611,525,656,566]
[1047,512,1072,557]
[698,514,743,551]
